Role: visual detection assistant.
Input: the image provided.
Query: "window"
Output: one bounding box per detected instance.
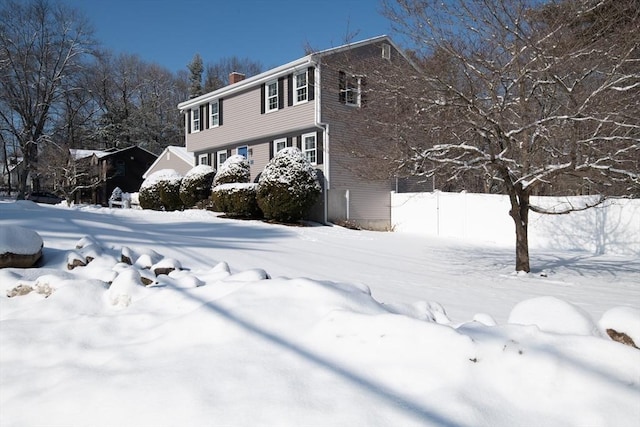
[209,100,219,128]
[237,145,248,159]
[266,80,278,112]
[273,138,287,154]
[302,133,316,164]
[294,70,307,104]
[199,154,208,165]
[191,107,200,132]
[382,43,391,60]
[217,150,228,166]
[339,71,363,107]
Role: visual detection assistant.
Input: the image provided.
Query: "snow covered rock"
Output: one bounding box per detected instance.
[599,306,640,349]
[508,296,600,336]
[152,258,182,276]
[0,225,43,268]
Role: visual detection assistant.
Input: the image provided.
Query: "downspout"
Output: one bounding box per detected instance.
[313,62,330,225]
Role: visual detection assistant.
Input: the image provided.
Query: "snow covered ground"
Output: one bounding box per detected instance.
[1,200,639,426]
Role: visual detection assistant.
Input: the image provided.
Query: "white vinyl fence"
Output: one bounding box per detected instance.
[391,192,640,256]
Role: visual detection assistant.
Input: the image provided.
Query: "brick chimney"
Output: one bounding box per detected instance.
[229,72,246,85]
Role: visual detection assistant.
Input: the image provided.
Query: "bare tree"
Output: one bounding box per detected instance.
[204,56,263,92]
[375,0,639,272]
[0,0,96,197]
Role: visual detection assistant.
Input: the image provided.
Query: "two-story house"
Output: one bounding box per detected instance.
[178,35,422,230]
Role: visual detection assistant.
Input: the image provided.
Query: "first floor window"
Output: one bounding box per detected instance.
[302,133,316,164]
[217,150,228,166]
[191,107,200,132]
[274,138,287,154]
[199,154,208,165]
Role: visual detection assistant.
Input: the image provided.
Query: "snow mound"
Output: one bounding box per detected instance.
[508,296,600,336]
[140,169,182,189]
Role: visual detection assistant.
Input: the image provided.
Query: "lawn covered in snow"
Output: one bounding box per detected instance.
[1,200,639,426]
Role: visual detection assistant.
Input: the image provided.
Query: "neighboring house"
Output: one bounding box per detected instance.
[0,157,27,192]
[143,145,195,179]
[178,35,426,230]
[73,146,157,205]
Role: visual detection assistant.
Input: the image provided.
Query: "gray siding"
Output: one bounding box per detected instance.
[186,81,316,154]
[318,41,410,230]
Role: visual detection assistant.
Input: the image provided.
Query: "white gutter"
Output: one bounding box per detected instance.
[178,56,314,111]
[313,62,330,225]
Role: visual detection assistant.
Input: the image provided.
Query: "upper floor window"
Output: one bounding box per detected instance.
[294,70,307,104]
[191,107,200,132]
[209,100,219,128]
[339,71,362,107]
[266,80,278,112]
[302,132,316,165]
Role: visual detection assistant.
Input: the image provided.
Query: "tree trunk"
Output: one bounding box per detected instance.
[509,191,531,273]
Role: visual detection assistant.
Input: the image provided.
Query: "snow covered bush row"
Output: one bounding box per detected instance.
[140,148,321,222]
[139,169,184,211]
[256,147,321,222]
[211,148,321,222]
[180,165,216,208]
[211,183,262,218]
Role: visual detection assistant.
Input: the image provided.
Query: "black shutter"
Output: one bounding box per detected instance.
[227,149,232,157]
[187,110,191,133]
[338,71,346,103]
[308,67,315,101]
[360,76,367,107]
[200,105,205,129]
[269,140,274,159]
[287,73,293,106]
[286,136,293,147]
[208,153,212,166]
[296,135,302,150]
[278,77,284,109]
[218,98,223,126]
[204,103,209,129]
[317,131,323,165]
[260,83,265,114]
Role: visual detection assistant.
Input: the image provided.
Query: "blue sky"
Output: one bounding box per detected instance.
[64,0,394,74]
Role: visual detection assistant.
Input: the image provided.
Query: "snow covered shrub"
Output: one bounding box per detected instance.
[211,183,262,218]
[257,147,321,222]
[139,169,183,211]
[180,165,216,208]
[212,155,250,186]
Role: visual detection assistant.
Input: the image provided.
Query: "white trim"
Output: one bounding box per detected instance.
[209,100,219,128]
[191,107,200,132]
[273,138,287,154]
[293,70,308,105]
[265,80,278,112]
[217,150,228,167]
[198,154,208,165]
[178,36,415,112]
[302,132,317,165]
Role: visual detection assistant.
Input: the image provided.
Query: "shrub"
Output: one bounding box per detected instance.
[180,165,216,208]
[213,155,250,186]
[257,147,321,222]
[211,183,262,218]
[139,169,183,211]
